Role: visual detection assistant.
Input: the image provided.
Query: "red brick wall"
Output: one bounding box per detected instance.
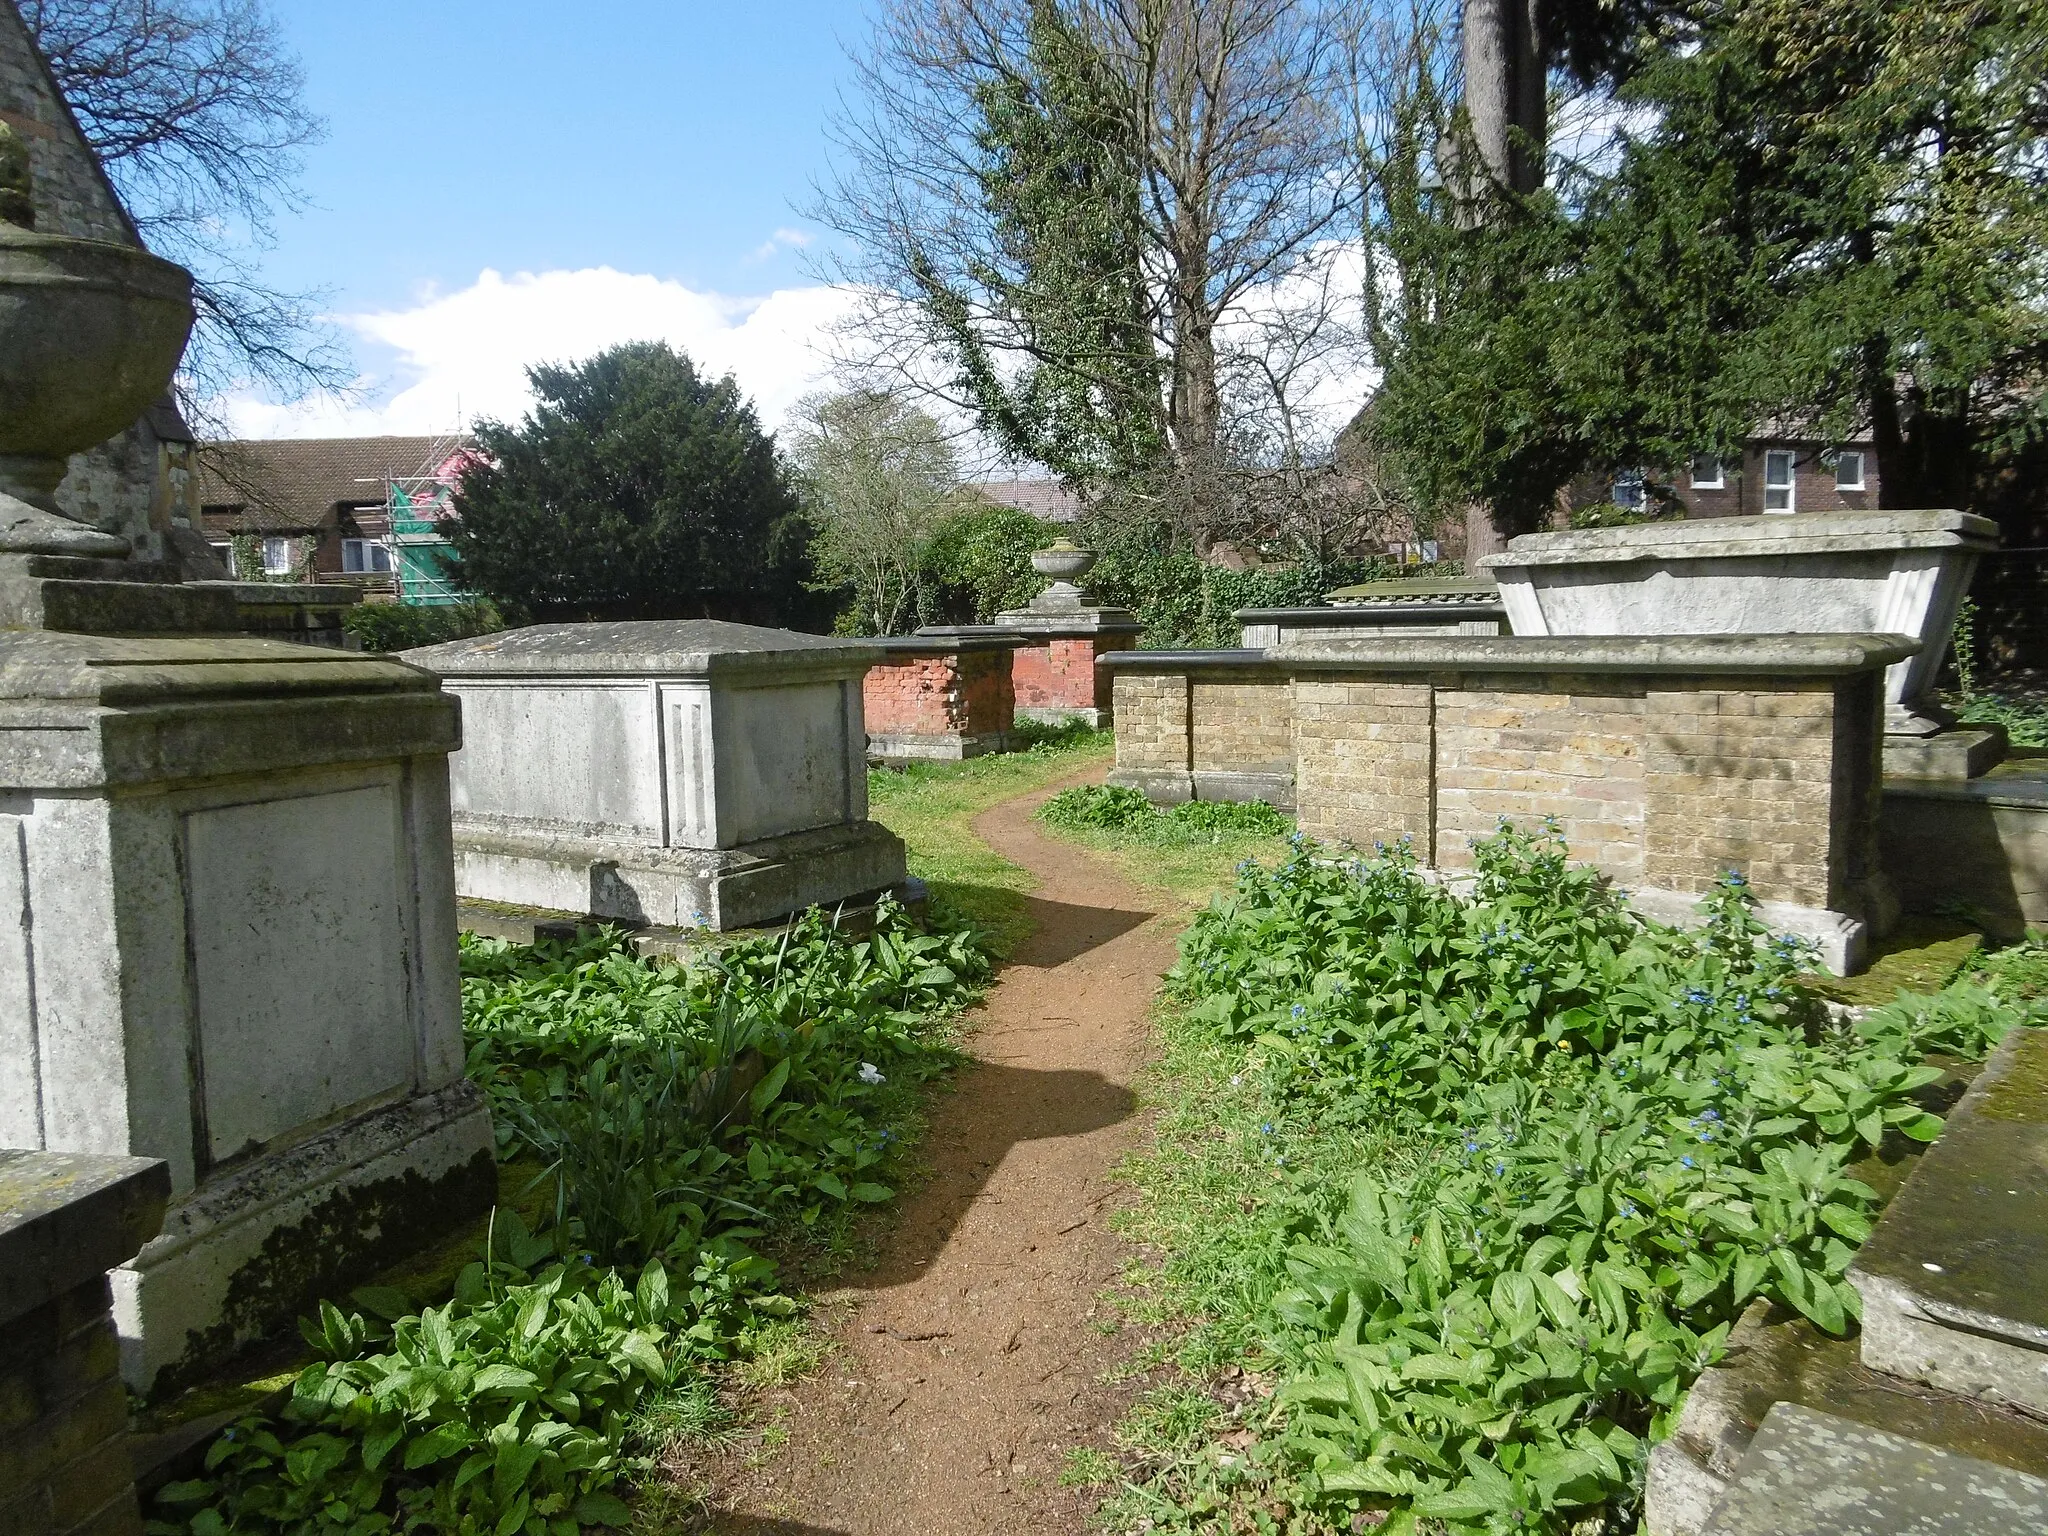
[957,648,1016,734]
[864,651,1016,737]
[1677,442,1879,519]
[1012,635,1135,712]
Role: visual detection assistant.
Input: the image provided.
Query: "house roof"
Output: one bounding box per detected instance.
[197,436,471,533]
[969,478,1083,523]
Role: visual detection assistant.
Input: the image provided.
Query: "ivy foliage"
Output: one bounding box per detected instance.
[151,904,989,1535]
[1162,825,2029,1532]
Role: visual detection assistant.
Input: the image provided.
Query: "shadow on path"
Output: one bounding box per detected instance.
[703,761,1174,1536]
[842,1061,1137,1292]
[1006,894,1155,969]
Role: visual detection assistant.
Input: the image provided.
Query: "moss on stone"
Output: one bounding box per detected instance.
[1802,922,1984,1007]
[147,1148,496,1403]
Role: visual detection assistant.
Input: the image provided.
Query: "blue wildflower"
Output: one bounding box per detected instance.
[1291,1003,1306,1018]
[1681,1155,1696,1169]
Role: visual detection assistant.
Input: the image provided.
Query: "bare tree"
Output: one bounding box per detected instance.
[787,389,970,635]
[815,0,1359,549]
[23,0,345,418]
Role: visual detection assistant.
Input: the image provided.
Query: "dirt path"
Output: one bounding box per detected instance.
[697,773,1180,1535]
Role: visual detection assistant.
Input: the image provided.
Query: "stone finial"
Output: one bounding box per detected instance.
[0,122,32,229]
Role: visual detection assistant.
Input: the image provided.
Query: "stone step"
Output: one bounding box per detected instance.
[1644,1300,2048,1535]
[1847,1025,2048,1414]
[1698,1401,2048,1534]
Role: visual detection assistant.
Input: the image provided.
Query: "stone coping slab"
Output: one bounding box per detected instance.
[873,630,1029,656]
[978,604,1145,637]
[0,628,439,702]
[1484,509,1997,571]
[1098,633,1918,676]
[1698,1401,2048,1534]
[1233,601,1509,623]
[405,619,881,679]
[1848,1026,2048,1410]
[1884,755,2048,809]
[1646,1299,2048,1536]
[0,1149,169,1327]
[1323,576,1503,605]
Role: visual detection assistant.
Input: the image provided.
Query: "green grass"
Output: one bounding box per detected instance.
[866,729,1114,954]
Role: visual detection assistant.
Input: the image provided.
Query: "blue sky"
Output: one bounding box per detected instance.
[236,0,874,435]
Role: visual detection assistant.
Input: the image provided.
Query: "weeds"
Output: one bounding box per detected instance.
[1040,784,1293,845]
[152,902,990,1535]
[1119,824,2037,1534]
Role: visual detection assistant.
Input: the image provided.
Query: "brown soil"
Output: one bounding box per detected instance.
[692,773,1181,1535]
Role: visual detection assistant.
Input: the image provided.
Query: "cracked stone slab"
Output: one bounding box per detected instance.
[1848,1026,2048,1413]
[1700,1401,2048,1534]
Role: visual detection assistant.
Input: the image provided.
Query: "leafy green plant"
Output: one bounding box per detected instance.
[152,1214,759,1536]
[343,600,504,654]
[1971,932,2048,1001]
[1950,690,2048,748]
[1147,824,2025,1533]
[154,901,989,1533]
[1040,784,1292,844]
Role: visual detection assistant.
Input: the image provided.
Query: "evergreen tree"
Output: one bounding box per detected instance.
[1371,0,2048,530]
[448,343,815,625]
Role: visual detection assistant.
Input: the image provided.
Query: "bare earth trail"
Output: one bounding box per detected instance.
[699,772,1182,1535]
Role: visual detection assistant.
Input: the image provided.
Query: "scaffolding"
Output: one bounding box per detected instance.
[355,432,473,606]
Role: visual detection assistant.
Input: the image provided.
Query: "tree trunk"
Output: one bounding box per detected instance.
[1460,0,1545,196]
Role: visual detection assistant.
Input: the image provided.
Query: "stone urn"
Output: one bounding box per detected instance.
[1029,539,1099,608]
[0,216,195,555]
[1030,539,1097,583]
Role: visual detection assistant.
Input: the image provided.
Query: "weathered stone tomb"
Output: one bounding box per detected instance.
[0,634,492,1394]
[406,620,909,932]
[1104,633,1908,971]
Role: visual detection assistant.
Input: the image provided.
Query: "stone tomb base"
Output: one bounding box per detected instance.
[1103,634,1913,974]
[0,632,493,1395]
[452,816,913,933]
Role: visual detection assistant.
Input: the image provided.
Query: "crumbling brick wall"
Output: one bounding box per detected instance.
[1013,635,1133,715]
[863,649,1016,741]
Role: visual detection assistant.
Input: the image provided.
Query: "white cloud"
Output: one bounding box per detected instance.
[751,226,816,261]
[220,266,858,439]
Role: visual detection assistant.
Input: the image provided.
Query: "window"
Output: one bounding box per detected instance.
[1612,469,1646,511]
[1763,450,1797,513]
[1690,454,1724,490]
[1834,450,1866,491]
[342,538,392,574]
[260,536,293,574]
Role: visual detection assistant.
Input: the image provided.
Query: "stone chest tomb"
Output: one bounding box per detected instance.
[0,633,491,1395]
[406,620,908,932]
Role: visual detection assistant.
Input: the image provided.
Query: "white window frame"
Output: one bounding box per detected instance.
[342,537,391,574]
[1763,450,1797,513]
[1612,468,1647,511]
[1689,454,1725,490]
[1834,450,1866,492]
[260,536,293,575]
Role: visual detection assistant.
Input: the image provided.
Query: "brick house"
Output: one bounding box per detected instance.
[1647,431,1880,519]
[196,436,472,594]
